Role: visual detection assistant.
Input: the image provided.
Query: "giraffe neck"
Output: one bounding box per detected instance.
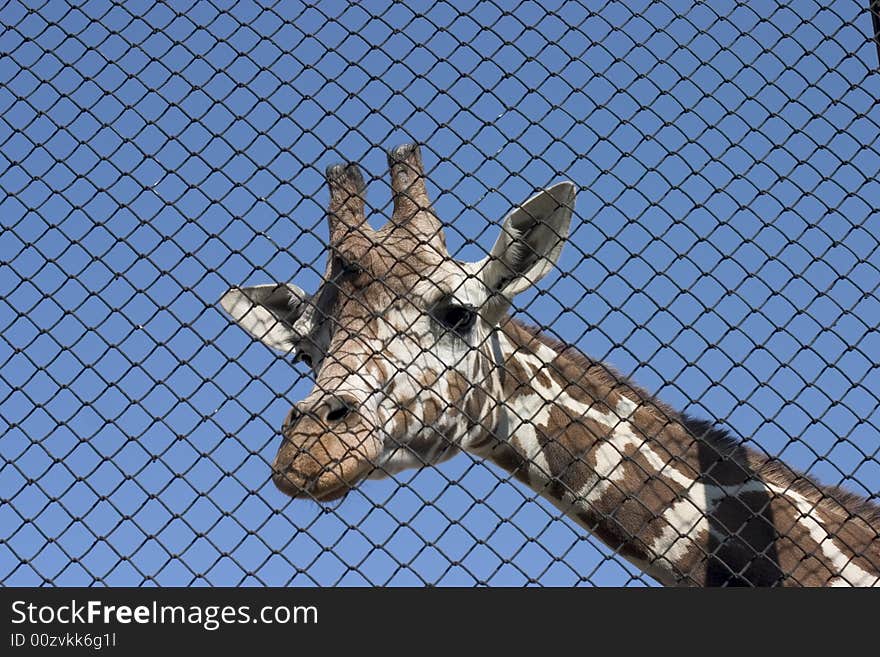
[466,319,880,586]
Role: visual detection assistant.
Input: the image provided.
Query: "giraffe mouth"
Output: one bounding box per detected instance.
[271,461,372,503]
[311,484,353,503]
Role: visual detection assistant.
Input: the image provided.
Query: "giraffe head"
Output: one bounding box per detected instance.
[220,144,576,501]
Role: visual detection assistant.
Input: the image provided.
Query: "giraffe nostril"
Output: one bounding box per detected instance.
[282,406,302,433]
[324,396,356,424]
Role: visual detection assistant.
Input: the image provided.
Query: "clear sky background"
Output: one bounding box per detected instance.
[1,0,878,586]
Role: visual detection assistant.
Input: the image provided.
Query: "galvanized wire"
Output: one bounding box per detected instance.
[1,0,878,586]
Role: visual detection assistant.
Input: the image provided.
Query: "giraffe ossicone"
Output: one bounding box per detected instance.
[220,143,880,587]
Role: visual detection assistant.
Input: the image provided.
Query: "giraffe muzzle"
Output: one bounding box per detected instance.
[272,394,382,501]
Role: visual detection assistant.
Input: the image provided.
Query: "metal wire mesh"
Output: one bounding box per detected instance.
[1,0,878,586]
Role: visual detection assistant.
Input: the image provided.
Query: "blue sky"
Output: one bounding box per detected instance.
[1,0,878,585]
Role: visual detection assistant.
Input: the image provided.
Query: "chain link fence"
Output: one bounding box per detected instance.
[2,0,878,586]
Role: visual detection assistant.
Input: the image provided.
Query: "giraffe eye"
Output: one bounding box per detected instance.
[436,304,476,333]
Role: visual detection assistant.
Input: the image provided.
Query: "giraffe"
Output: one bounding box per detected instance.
[220,143,880,586]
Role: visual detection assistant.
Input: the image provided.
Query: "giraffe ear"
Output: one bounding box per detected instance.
[477,181,576,322]
[219,283,309,354]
